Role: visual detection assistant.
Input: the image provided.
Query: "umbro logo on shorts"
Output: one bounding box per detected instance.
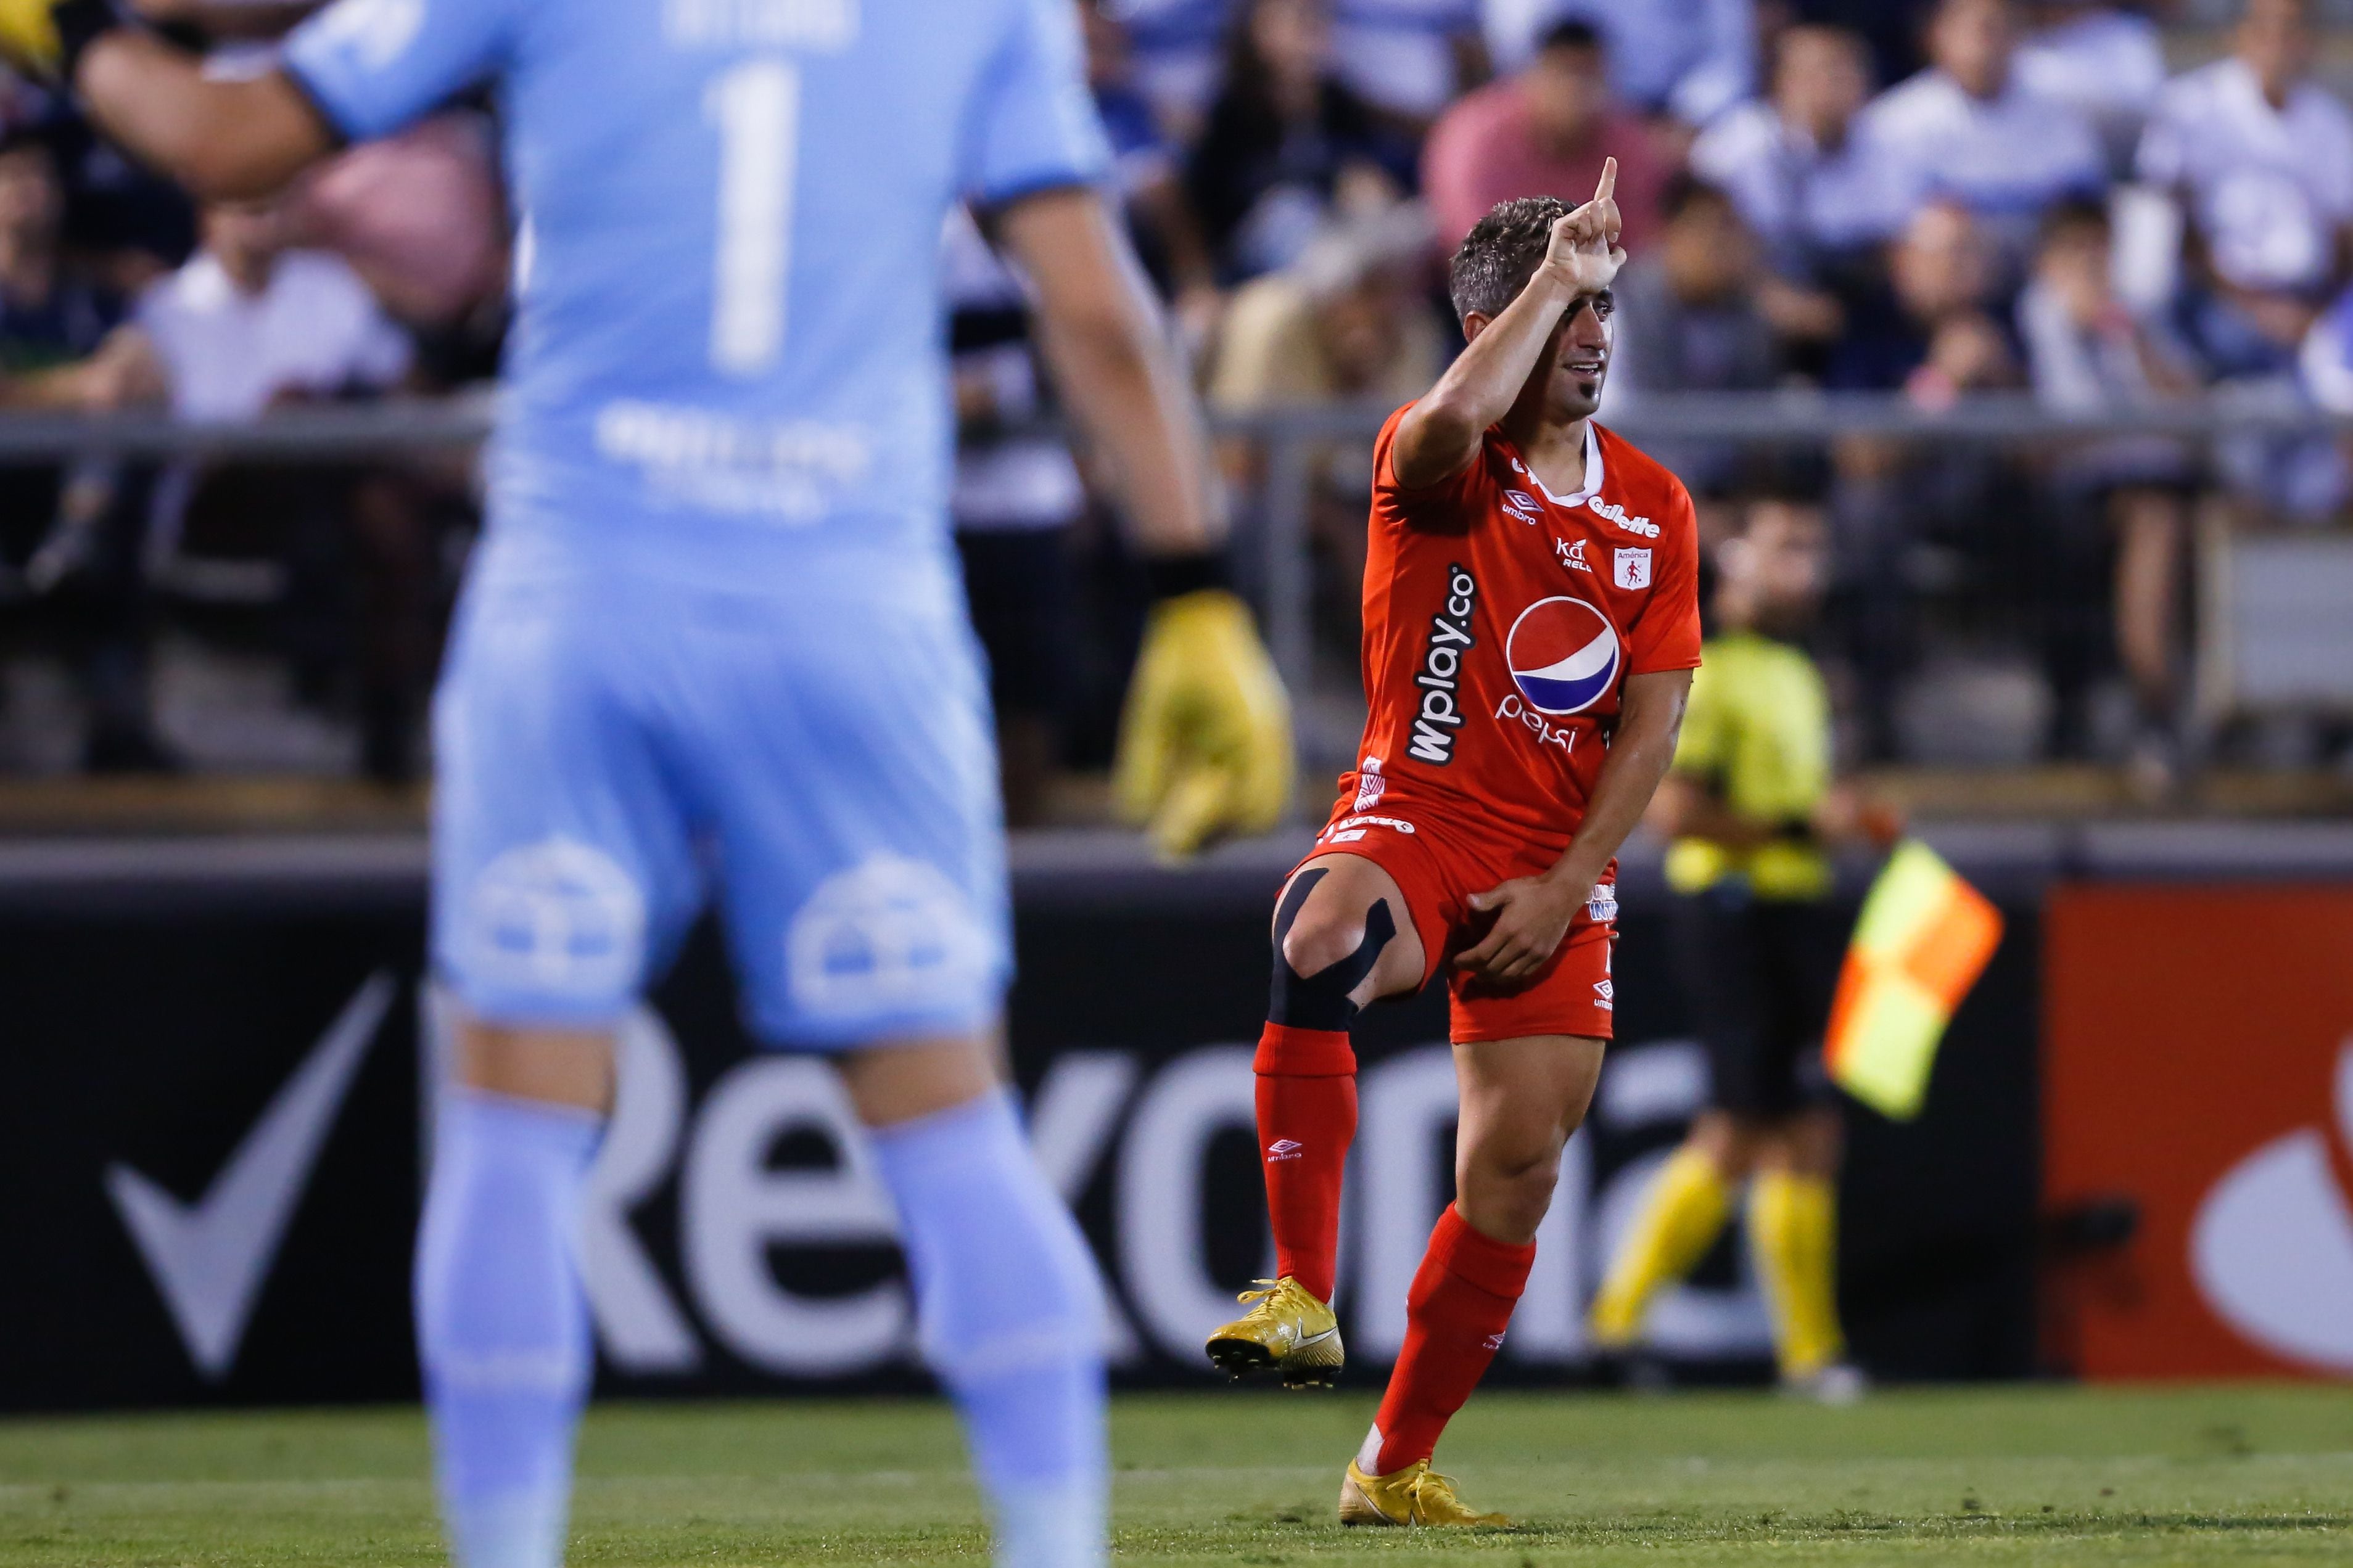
[1266,1139,1306,1163]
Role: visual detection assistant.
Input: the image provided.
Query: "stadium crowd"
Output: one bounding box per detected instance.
[0,0,2347,799]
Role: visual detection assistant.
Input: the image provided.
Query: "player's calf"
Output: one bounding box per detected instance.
[1210,856,1426,1385]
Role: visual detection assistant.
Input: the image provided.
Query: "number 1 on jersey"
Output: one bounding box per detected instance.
[706,59,799,377]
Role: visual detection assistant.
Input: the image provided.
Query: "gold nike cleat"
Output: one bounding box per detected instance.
[1203,1276,1343,1387]
[1338,1459,1510,1527]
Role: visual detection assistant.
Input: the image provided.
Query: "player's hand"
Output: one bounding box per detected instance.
[0,0,113,81]
[1113,587,1295,861]
[1456,871,1584,983]
[1539,158,1626,300]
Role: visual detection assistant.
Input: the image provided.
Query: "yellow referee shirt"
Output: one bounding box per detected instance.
[1663,630,1834,900]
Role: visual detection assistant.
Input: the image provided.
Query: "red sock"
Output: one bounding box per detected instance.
[1368,1204,1535,1474]
[1253,1023,1357,1305]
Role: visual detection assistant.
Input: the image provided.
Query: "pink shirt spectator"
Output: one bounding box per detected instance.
[1422,81,1670,253]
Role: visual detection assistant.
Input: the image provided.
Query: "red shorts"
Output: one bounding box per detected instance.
[1298,795,1618,1044]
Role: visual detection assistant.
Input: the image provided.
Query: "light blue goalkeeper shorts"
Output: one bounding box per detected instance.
[429,522,1010,1049]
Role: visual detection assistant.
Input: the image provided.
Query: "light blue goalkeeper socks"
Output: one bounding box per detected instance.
[415,1088,601,1568]
[868,1090,1110,1568]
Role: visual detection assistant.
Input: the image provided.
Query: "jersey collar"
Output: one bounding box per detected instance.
[1515,422,1605,508]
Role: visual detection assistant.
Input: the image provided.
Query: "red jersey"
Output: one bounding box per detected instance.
[1343,405,1703,845]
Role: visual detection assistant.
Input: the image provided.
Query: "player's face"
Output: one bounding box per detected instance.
[1543,291,1613,422]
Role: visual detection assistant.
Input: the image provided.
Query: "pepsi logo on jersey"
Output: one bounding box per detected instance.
[1504,597,1620,716]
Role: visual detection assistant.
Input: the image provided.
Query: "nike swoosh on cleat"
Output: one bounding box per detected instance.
[105,972,395,1381]
[1293,1327,1337,1348]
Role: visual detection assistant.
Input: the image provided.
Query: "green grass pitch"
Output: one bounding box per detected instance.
[4,1384,2350,1565]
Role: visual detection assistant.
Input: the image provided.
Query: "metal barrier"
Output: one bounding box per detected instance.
[1,391,2347,768]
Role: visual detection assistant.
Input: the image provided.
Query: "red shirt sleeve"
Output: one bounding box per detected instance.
[1625,478,1702,675]
[1372,402,1487,535]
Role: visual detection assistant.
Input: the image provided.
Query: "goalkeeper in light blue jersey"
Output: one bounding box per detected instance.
[1,0,1297,1564]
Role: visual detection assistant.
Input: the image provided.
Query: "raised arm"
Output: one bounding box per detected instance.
[1393,159,1624,490]
[76,35,334,200]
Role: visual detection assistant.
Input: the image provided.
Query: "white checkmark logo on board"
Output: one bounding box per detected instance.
[105,971,396,1381]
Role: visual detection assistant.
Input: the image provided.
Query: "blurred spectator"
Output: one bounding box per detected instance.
[2137,0,2353,380]
[2140,0,2352,520]
[1859,0,2104,267]
[1327,0,1488,132]
[1481,0,1756,128]
[0,128,170,771]
[1689,25,1907,302]
[40,197,434,779]
[1208,202,1443,642]
[2013,2,2169,176]
[1605,176,1784,499]
[1183,0,1411,282]
[1825,197,2007,396]
[1822,200,2031,760]
[942,208,1088,827]
[41,110,195,296]
[1109,0,1236,138]
[1423,19,1670,251]
[2017,196,2203,787]
[1081,2,1224,342]
[1786,0,1939,89]
[287,115,507,336]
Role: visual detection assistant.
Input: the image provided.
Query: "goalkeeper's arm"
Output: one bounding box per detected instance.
[995,186,1293,855]
[14,6,335,201]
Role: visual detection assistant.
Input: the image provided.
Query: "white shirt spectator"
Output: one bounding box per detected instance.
[2014,5,2167,171]
[2137,57,2353,298]
[1690,99,1910,266]
[1483,0,1754,126]
[1861,68,2104,253]
[136,249,410,420]
[1330,0,1480,121]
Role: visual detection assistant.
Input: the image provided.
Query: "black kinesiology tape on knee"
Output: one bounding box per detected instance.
[1268,868,1399,1032]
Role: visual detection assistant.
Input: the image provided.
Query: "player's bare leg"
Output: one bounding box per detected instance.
[418,1020,614,1568]
[836,1032,1111,1568]
[1341,1032,1602,1527]
[1208,853,1425,1385]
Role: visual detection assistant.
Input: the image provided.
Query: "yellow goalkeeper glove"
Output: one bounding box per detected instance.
[0,0,121,83]
[1113,586,1294,861]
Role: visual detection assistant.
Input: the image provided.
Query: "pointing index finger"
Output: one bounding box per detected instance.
[1593,157,1617,207]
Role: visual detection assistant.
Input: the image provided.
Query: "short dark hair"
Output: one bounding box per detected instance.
[1536,18,1604,55]
[2037,194,2110,250]
[1448,195,1570,322]
[1659,171,1733,226]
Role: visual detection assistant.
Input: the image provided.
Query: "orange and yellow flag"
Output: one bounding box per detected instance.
[1823,839,2003,1120]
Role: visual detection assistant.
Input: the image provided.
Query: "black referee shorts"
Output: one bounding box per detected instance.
[1670,880,1846,1120]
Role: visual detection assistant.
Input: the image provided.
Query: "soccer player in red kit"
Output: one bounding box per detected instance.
[1204,163,1702,1527]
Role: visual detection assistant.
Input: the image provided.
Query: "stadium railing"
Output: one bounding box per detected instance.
[2,390,2348,776]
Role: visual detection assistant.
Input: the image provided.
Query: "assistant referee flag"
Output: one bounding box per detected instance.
[1823,839,2002,1120]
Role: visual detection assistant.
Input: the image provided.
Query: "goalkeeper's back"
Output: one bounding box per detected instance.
[281,0,1108,557]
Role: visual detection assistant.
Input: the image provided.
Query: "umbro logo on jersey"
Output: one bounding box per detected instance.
[1502,489,1543,523]
[1587,496,1658,537]
[1266,1139,1306,1163]
[1408,565,1478,765]
[1556,538,1591,572]
[1613,546,1651,589]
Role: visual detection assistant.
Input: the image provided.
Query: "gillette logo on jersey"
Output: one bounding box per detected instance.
[1345,406,1704,837]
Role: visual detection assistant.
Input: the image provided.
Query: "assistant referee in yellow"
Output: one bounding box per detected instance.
[1588,496,1897,1400]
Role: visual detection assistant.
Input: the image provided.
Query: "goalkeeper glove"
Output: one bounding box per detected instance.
[0,0,123,83]
[1113,577,1294,861]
